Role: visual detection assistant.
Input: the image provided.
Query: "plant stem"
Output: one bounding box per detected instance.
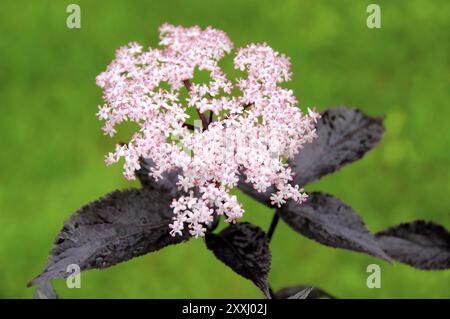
[267,210,280,243]
[183,79,209,129]
[268,287,275,299]
[182,123,195,131]
[220,102,254,122]
[209,110,214,124]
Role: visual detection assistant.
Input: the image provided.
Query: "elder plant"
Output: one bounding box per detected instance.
[30,24,449,299]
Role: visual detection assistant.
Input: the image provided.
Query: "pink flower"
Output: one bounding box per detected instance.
[96,24,320,237]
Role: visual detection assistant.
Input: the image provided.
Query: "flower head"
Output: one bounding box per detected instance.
[96,24,320,237]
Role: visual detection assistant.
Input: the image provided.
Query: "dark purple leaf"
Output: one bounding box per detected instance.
[237,174,275,207]
[290,107,384,187]
[237,107,384,206]
[288,287,313,299]
[29,188,191,286]
[280,192,391,261]
[376,220,450,270]
[275,285,335,299]
[136,157,181,197]
[33,281,59,299]
[205,222,271,298]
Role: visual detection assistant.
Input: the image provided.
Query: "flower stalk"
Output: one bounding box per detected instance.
[267,209,280,243]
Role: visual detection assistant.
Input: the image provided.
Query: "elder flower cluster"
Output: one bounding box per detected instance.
[96,24,320,237]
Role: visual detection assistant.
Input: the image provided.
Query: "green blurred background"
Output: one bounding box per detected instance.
[1,0,449,298]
